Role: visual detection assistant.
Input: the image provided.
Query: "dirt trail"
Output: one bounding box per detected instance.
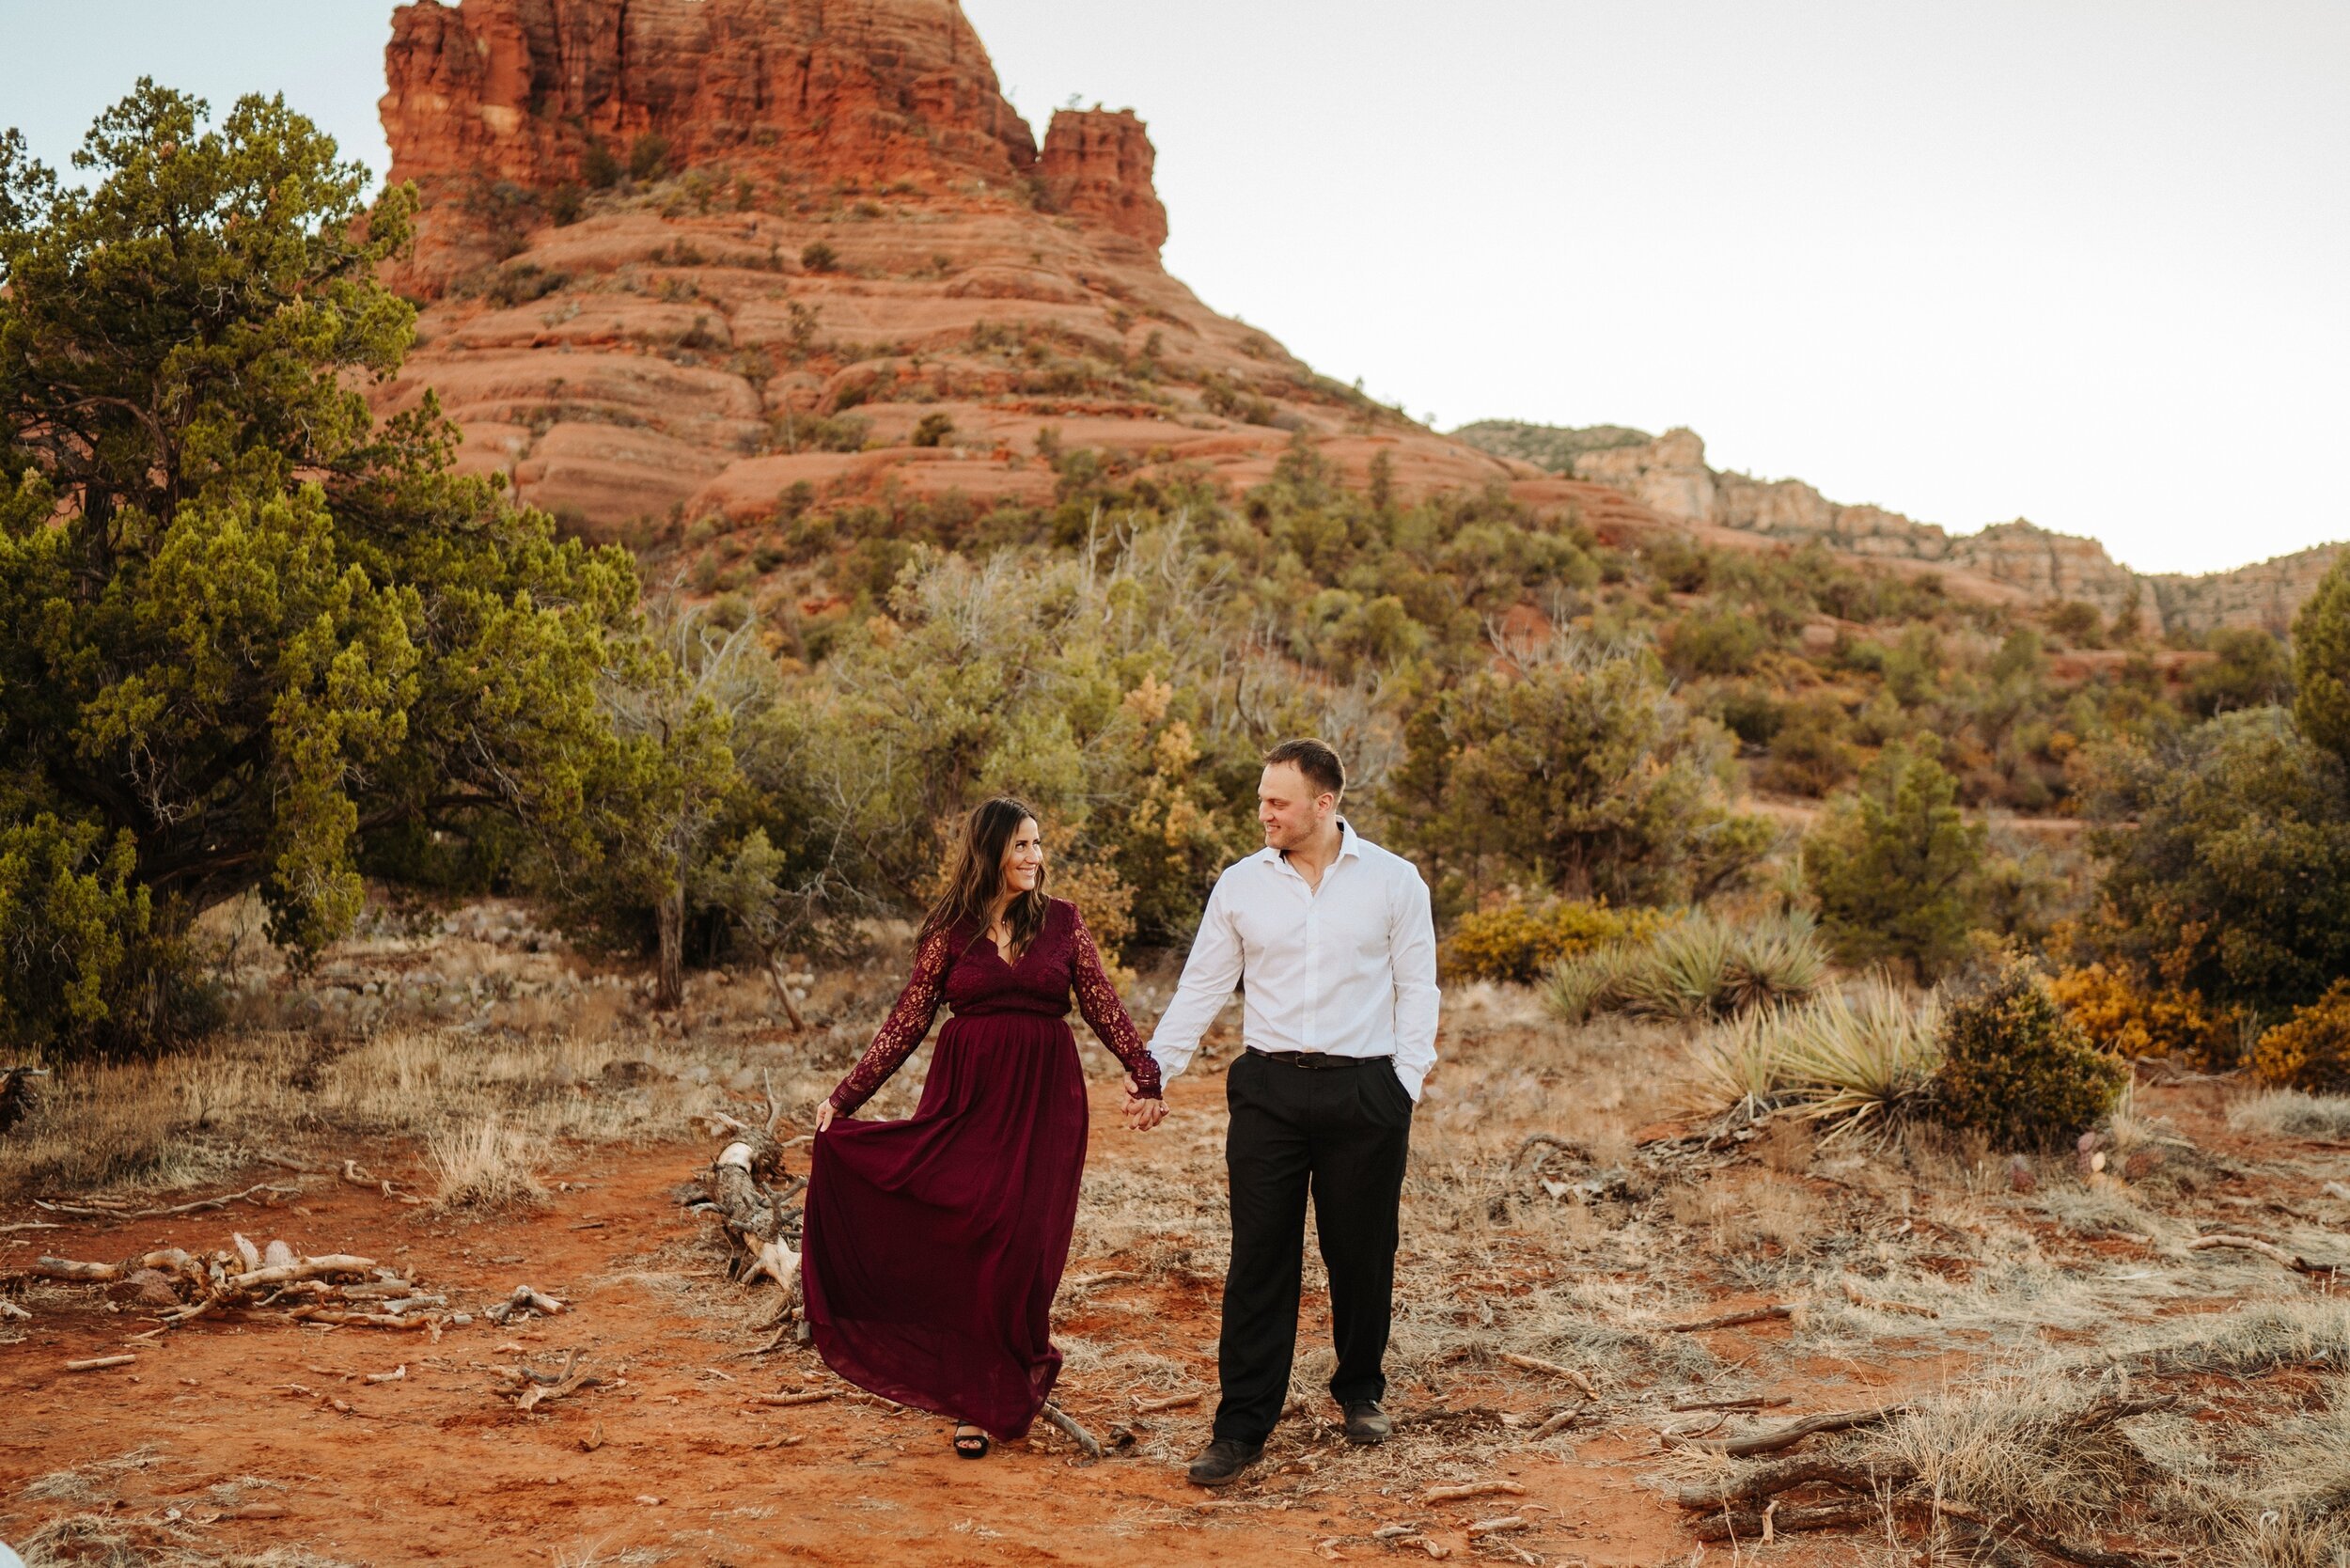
[0,1067,1893,1567]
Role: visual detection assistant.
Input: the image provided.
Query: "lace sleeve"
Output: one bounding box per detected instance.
[828,924,956,1116]
[1071,907,1163,1099]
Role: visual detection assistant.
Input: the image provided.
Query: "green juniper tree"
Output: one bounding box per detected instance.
[1804,741,1986,981]
[0,85,646,1054]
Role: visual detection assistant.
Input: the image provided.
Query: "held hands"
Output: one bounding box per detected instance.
[1122,1075,1168,1132]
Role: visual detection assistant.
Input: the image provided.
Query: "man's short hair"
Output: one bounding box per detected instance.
[1263,738,1345,799]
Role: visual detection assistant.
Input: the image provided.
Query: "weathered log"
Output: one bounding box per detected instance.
[1675,1404,1910,1458]
[289,1307,435,1330]
[228,1255,376,1293]
[1678,1455,1913,1511]
[1691,1498,1880,1542]
[65,1354,136,1372]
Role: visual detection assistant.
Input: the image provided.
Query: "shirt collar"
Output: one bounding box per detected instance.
[1261,818,1361,874]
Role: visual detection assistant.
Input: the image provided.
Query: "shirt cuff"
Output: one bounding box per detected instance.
[1394,1059,1427,1102]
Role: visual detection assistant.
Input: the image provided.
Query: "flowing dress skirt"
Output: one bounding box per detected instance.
[802,1009,1089,1439]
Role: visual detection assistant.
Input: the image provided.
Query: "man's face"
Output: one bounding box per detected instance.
[1259,761,1334,853]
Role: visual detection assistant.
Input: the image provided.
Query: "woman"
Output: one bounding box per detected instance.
[803,797,1164,1458]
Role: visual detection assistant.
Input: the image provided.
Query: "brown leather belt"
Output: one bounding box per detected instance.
[1245,1048,1389,1071]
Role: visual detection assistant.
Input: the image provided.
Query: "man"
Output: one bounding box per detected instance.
[1130,738,1440,1487]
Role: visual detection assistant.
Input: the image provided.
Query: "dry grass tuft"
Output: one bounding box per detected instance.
[1695,979,1941,1137]
[426,1113,549,1212]
[1863,1368,2159,1530]
[2231,1089,2350,1141]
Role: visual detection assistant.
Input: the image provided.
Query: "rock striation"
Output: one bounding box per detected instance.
[1454,421,2341,636]
[1037,108,1168,259]
[371,4,2336,628]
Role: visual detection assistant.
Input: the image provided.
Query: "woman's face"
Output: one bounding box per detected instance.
[1000,817,1044,896]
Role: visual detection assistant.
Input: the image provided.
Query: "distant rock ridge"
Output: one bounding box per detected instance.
[1452,420,2341,637]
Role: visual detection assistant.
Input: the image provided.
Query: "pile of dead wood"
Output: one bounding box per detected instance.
[11,1226,471,1336]
[1675,1393,2177,1565]
[684,1080,806,1297]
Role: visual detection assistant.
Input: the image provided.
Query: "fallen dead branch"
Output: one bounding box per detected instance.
[1497,1352,1597,1397]
[2186,1233,2342,1277]
[1042,1402,1104,1458]
[749,1389,834,1407]
[515,1351,605,1412]
[1421,1480,1526,1505]
[1671,1395,1792,1413]
[33,1183,297,1221]
[484,1285,567,1325]
[1526,1407,1588,1441]
[65,1354,136,1372]
[1663,1303,1799,1333]
[12,1236,433,1337]
[1673,1404,1910,1458]
[1135,1390,1201,1414]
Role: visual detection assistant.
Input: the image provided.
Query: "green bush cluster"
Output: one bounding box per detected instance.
[1933,962,2128,1151]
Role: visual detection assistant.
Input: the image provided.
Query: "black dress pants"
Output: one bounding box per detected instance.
[1213,1050,1414,1443]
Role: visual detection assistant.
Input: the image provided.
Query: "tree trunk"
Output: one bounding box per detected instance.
[656,888,685,1011]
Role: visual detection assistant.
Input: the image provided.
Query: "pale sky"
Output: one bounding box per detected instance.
[6,1,2343,576]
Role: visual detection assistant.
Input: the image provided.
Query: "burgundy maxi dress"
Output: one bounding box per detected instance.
[802,898,1162,1440]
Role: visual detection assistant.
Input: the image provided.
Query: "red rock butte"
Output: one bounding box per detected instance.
[373,0,2331,633]
[373,0,1638,544]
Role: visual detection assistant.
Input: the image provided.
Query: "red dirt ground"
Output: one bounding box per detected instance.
[29,1074,2294,1563]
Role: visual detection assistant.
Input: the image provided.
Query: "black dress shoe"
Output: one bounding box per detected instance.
[1341,1399,1392,1444]
[1185,1435,1265,1487]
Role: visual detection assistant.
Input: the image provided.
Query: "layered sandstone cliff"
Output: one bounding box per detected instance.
[371,0,1599,540]
[1455,421,2341,636]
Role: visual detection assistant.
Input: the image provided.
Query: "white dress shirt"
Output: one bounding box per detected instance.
[1149,820,1441,1099]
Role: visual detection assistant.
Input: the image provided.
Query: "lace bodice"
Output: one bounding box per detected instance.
[827,900,1163,1116]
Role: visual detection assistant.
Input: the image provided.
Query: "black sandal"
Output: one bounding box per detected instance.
[953,1424,992,1459]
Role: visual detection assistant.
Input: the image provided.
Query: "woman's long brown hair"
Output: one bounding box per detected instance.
[919,797,1049,960]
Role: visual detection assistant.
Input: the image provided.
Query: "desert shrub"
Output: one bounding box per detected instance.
[2079,708,2350,1015]
[2249,980,2350,1095]
[1934,961,2128,1151]
[1806,741,1987,980]
[1712,683,1783,748]
[910,412,956,448]
[1700,980,1942,1137]
[1755,695,1856,795]
[2189,627,2293,717]
[1388,638,1771,906]
[1444,899,1666,985]
[547,181,584,227]
[1541,910,1823,1024]
[800,240,839,274]
[480,262,570,308]
[771,411,870,454]
[628,133,670,182]
[2049,963,2240,1069]
[2293,551,2350,765]
[582,141,621,190]
[1665,606,1768,678]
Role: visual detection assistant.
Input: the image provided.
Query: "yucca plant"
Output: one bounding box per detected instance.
[1779,980,1943,1140]
[1724,910,1827,1013]
[1695,979,1943,1138]
[1541,941,1643,1023]
[1696,1004,1797,1115]
[1622,914,1740,1019]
